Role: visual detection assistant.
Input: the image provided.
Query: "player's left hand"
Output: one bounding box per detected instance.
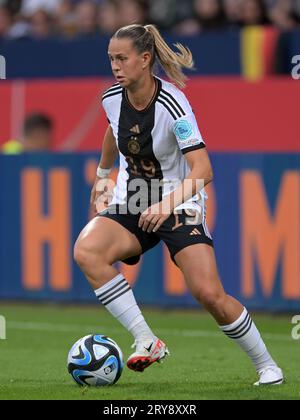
[138,202,171,233]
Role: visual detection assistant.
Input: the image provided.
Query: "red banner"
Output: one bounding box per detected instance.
[1,77,299,152]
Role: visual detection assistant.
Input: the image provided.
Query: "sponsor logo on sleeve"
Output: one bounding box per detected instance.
[174,120,194,140]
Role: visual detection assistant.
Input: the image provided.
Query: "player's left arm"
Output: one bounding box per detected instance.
[167,147,214,211]
[184,147,213,187]
[139,148,212,233]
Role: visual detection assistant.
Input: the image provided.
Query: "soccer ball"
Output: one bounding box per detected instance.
[67,334,124,387]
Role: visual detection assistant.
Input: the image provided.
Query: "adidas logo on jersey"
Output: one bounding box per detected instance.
[190,228,201,236]
[130,125,141,134]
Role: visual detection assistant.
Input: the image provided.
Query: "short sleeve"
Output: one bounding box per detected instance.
[173,113,206,155]
[101,84,122,127]
[101,97,110,124]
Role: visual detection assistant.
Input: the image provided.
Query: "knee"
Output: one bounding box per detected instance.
[73,240,89,269]
[73,238,106,270]
[201,291,226,312]
[193,285,226,312]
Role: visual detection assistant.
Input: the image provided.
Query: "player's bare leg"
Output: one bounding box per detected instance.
[74,217,141,287]
[74,216,168,372]
[175,243,284,386]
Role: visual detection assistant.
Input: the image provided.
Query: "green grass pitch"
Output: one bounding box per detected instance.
[0,303,299,400]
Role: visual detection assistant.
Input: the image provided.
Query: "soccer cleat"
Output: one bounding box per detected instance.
[127,337,169,372]
[253,366,284,386]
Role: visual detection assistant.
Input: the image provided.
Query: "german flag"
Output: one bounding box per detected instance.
[241,26,279,81]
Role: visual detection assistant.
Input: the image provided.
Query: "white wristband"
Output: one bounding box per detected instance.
[97,167,111,179]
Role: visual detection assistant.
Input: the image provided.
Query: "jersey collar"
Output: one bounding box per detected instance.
[124,77,162,113]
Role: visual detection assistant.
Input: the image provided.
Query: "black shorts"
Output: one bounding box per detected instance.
[98,204,213,266]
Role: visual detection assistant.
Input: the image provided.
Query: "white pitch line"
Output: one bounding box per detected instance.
[6,321,293,342]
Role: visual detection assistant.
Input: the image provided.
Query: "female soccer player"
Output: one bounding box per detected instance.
[74,24,284,385]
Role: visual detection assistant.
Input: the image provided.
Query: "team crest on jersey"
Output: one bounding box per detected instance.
[128,139,140,154]
[174,120,194,140]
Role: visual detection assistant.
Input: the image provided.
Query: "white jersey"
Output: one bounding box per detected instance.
[101,76,207,216]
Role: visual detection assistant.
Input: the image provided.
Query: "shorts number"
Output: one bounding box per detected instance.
[172,209,201,231]
[172,212,183,231]
[185,209,201,226]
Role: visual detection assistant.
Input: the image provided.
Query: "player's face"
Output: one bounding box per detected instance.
[108,38,150,88]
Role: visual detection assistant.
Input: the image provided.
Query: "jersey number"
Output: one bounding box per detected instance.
[126,156,156,179]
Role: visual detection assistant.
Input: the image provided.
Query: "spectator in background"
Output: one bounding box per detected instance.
[74,0,99,37]
[268,0,298,29]
[148,0,194,31]
[29,8,54,38]
[117,0,148,28]
[1,0,299,40]
[193,0,227,30]
[147,0,177,30]
[293,0,300,24]
[23,113,53,151]
[21,0,60,16]
[174,0,226,35]
[0,0,29,39]
[56,0,77,38]
[98,0,120,35]
[1,113,53,154]
[223,0,243,26]
[239,0,270,26]
[168,0,200,35]
[0,4,12,37]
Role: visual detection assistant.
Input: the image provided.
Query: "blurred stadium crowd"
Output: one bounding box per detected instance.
[0,0,300,40]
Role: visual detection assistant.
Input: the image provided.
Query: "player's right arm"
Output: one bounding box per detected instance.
[90,125,118,211]
[98,125,118,170]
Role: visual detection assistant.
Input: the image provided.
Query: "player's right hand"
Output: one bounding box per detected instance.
[90,177,110,214]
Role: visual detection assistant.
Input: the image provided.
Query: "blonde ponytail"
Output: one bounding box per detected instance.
[144,24,194,89]
[113,24,195,89]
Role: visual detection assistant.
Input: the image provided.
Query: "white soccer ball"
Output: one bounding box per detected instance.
[67,334,124,386]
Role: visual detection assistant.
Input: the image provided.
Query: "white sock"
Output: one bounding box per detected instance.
[220,307,277,373]
[95,274,155,341]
